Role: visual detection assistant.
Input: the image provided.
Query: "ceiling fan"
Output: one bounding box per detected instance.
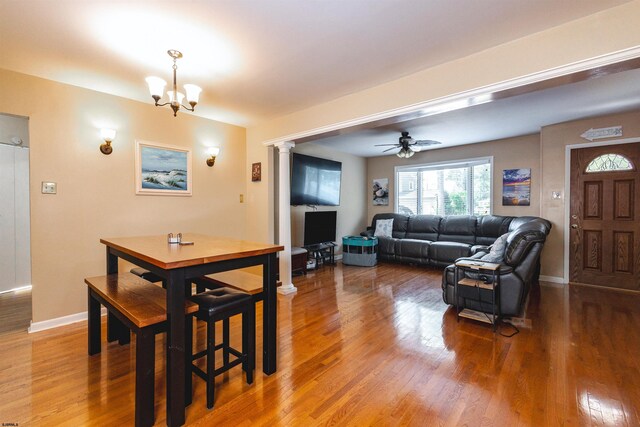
[375,131,441,158]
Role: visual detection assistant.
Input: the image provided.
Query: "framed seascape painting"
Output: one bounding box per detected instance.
[135,140,192,196]
[502,168,530,206]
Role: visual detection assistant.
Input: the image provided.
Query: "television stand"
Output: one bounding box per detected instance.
[303,242,336,269]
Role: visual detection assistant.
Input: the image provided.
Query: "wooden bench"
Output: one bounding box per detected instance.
[192,268,264,301]
[85,272,198,427]
[129,267,265,300]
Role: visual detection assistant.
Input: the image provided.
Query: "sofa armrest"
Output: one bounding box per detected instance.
[360,229,374,238]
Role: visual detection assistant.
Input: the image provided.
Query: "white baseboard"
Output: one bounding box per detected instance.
[28,307,107,333]
[539,275,565,285]
[0,284,32,295]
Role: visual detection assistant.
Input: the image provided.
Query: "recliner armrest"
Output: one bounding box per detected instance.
[470,245,490,255]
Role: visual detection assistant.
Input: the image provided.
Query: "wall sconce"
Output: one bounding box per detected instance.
[206,147,220,167]
[100,128,116,155]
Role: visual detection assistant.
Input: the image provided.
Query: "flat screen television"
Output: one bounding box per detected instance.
[304,211,337,246]
[291,153,341,206]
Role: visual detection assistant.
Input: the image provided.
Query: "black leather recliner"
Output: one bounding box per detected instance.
[441,220,551,316]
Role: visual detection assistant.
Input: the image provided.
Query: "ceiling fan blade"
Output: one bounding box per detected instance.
[414,140,442,146]
[382,147,399,153]
[375,143,401,146]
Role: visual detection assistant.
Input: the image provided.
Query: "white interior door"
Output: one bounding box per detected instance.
[0,113,30,293]
[14,147,31,288]
[0,144,18,292]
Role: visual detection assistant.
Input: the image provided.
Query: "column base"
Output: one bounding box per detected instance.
[277,285,298,295]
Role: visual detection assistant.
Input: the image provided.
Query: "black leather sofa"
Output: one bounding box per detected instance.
[361,213,550,267]
[361,213,551,316]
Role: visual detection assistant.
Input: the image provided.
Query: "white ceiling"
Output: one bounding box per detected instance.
[308,67,640,157]
[0,0,630,126]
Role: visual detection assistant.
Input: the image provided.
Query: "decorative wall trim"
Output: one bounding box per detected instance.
[262,46,640,147]
[28,307,107,333]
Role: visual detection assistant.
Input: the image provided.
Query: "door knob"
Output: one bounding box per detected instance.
[571,214,578,219]
[571,224,578,229]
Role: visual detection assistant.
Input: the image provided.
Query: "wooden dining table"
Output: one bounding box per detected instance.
[100,234,284,427]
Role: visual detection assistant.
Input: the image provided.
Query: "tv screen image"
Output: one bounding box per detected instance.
[291,153,341,206]
[303,211,337,246]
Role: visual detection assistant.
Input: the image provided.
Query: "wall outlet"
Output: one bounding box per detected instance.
[41,182,57,194]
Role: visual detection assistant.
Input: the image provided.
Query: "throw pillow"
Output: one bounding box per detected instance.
[374,218,394,238]
[480,232,510,263]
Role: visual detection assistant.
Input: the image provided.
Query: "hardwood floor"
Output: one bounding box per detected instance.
[0,288,32,334]
[0,263,638,426]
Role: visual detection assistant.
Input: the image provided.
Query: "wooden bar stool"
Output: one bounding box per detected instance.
[189,287,255,409]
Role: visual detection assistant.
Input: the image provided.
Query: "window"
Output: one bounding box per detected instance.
[585,153,634,173]
[396,158,492,216]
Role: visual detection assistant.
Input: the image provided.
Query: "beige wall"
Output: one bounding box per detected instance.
[540,109,640,280]
[290,143,367,253]
[245,2,640,244]
[366,134,541,221]
[0,68,247,323]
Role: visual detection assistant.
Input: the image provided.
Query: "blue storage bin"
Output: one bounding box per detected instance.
[342,236,378,266]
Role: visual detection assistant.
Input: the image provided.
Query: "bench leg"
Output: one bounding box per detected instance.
[88,290,101,355]
[135,328,155,427]
[107,311,130,345]
[107,311,118,342]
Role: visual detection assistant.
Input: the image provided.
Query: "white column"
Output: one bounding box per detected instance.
[274,141,297,295]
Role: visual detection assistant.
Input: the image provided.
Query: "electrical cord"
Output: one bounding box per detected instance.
[498,319,520,337]
[473,274,520,338]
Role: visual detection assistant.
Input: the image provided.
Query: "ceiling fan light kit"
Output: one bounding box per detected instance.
[146,50,202,117]
[375,131,441,158]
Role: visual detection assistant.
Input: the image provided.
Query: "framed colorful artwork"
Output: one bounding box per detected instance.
[502,168,530,206]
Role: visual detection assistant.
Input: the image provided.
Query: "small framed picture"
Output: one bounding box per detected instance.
[252,162,262,182]
[135,140,192,196]
[502,168,531,206]
[373,178,389,206]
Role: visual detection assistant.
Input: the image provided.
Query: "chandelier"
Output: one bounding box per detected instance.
[145,50,202,117]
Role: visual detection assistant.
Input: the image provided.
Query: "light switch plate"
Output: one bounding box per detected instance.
[42,181,57,194]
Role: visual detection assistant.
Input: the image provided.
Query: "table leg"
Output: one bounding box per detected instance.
[262,252,277,375]
[185,283,193,407]
[166,269,186,427]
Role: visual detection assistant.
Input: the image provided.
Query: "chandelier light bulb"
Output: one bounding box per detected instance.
[167,90,185,106]
[184,84,202,105]
[145,76,166,99]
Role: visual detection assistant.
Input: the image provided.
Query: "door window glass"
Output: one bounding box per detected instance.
[585,154,633,173]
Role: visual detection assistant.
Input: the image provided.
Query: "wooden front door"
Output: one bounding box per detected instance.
[570,143,640,290]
